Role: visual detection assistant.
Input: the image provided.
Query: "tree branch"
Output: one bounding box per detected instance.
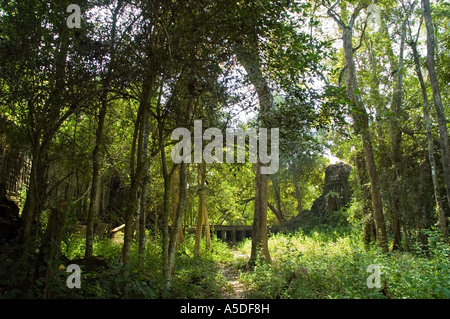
[324,1,346,29]
[349,1,370,29]
[353,20,367,52]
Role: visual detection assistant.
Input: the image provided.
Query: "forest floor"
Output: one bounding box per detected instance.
[1,225,448,299]
[7,225,444,299]
[219,249,248,298]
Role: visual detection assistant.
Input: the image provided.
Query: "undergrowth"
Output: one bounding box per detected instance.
[0,232,232,299]
[1,226,448,299]
[236,226,450,299]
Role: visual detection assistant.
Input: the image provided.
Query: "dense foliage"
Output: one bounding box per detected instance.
[1,220,448,298]
[0,0,449,299]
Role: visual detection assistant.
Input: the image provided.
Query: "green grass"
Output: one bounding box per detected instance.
[59,232,232,299]
[236,227,450,299]
[2,226,448,299]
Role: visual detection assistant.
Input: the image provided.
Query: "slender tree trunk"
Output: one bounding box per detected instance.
[292,162,303,216]
[20,19,71,258]
[153,205,159,239]
[86,2,122,257]
[364,35,387,128]
[411,40,448,241]
[122,74,153,275]
[204,202,211,251]
[389,20,407,251]
[159,114,175,286]
[354,150,376,246]
[170,168,180,236]
[41,200,68,298]
[365,24,397,246]
[137,193,149,265]
[170,168,185,244]
[161,169,172,284]
[418,152,430,252]
[19,143,42,256]
[167,161,188,277]
[160,90,193,286]
[85,97,107,258]
[327,5,388,251]
[422,0,449,241]
[235,43,272,263]
[346,31,387,251]
[270,174,283,222]
[138,107,151,267]
[195,161,207,256]
[251,161,270,262]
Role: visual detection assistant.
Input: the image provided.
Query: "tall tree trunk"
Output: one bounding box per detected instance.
[85,97,107,258]
[389,19,407,251]
[418,152,430,252]
[235,43,272,263]
[161,164,172,285]
[167,161,188,278]
[138,107,152,267]
[354,150,376,247]
[411,38,448,241]
[364,31,389,147]
[422,0,449,241]
[41,200,68,298]
[20,23,70,258]
[344,31,387,252]
[170,167,185,244]
[153,205,159,239]
[122,73,153,275]
[161,92,193,287]
[251,161,270,262]
[159,114,176,286]
[19,143,45,257]
[170,167,180,235]
[86,2,121,257]
[195,161,207,256]
[327,6,388,252]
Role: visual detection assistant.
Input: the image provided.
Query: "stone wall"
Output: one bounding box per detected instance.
[308,162,352,217]
[272,162,352,233]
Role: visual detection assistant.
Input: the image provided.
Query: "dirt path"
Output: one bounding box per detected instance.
[220,249,248,299]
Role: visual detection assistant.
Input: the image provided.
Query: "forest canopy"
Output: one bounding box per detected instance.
[0,0,449,300]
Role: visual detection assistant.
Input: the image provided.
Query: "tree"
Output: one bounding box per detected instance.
[326,1,388,252]
[86,0,124,258]
[0,0,97,257]
[407,2,448,241]
[225,0,336,263]
[234,42,273,263]
[195,161,210,256]
[387,9,408,251]
[421,0,449,241]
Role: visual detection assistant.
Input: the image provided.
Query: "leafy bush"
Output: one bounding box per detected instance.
[2,225,448,299]
[238,226,450,299]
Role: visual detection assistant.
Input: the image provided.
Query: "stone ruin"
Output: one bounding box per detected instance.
[273,162,352,232]
[308,162,352,218]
